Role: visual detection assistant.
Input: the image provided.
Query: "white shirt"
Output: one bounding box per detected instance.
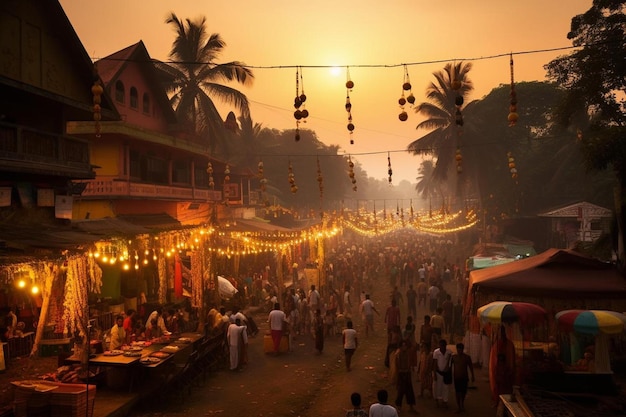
[309,289,320,307]
[268,309,286,331]
[433,347,452,371]
[227,323,247,347]
[230,312,247,324]
[343,291,351,307]
[369,402,398,417]
[145,311,169,334]
[343,328,357,349]
[360,299,375,316]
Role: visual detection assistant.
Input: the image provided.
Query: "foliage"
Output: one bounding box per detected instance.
[164,12,254,157]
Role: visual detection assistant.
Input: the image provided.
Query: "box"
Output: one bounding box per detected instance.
[11,380,96,417]
[263,334,289,353]
[39,339,71,357]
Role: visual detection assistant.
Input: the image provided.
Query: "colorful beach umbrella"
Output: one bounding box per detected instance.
[555,310,626,335]
[477,301,547,326]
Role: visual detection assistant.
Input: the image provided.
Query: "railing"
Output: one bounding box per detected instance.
[80,177,224,201]
[0,122,92,175]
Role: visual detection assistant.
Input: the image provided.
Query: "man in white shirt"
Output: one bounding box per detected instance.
[359,294,379,337]
[369,389,398,417]
[308,285,320,314]
[109,315,126,350]
[227,318,248,370]
[343,286,352,318]
[145,307,169,335]
[267,303,287,355]
[432,338,453,408]
[342,320,357,371]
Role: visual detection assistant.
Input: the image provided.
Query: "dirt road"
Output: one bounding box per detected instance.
[130,281,496,417]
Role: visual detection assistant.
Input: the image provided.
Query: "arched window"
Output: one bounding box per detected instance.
[142,93,151,114]
[130,87,138,109]
[115,80,125,103]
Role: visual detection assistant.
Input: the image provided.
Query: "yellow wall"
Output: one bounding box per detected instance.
[91,142,120,176]
[73,200,115,220]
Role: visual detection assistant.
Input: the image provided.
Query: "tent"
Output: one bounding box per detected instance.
[466,248,626,319]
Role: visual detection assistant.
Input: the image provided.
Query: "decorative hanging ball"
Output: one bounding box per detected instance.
[299,94,307,103]
[207,162,213,174]
[346,80,354,89]
[451,80,462,90]
[291,185,298,193]
[91,83,103,97]
[398,111,408,122]
[347,123,355,131]
[93,104,101,113]
[398,97,406,106]
[294,110,303,120]
[93,94,102,105]
[455,95,464,106]
[294,97,302,108]
[406,94,415,104]
[93,112,102,121]
[345,101,352,112]
[224,165,230,175]
[508,161,516,169]
[295,131,301,142]
[350,138,354,145]
[349,171,355,178]
[455,151,462,162]
[402,82,412,91]
[353,185,357,192]
[455,109,464,126]
[507,112,519,124]
[301,109,309,119]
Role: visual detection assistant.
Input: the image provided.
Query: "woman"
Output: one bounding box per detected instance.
[417,344,434,398]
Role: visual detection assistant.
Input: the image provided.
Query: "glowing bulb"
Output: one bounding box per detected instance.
[123,264,130,271]
[17,280,26,288]
[134,264,139,270]
[31,286,39,294]
[102,256,109,263]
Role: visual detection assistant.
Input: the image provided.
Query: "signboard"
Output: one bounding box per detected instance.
[55,195,73,219]
[303,268,320,290]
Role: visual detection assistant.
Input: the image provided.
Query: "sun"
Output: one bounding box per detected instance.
[329,66,342,77]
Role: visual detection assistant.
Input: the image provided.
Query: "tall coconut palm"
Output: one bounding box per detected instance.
[165,12,254,156]
[407,62,473,186]
[415,159,438,203]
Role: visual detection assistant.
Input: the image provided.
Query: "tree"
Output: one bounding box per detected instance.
[545,0,626,266]
[407,61,474,186]
[415,159,440,209]
[165,12,254,156]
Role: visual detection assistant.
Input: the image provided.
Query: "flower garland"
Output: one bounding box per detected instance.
[191,247,203,308]
[62,255,89,338]
[157,254,167,304]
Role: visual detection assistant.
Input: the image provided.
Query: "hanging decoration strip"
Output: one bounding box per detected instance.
[508,53,518,127]
[345,67,355,145]
[223,164,231,205]
[347,155,357,191]
[507,151,518,181]
[387,152,393,185]
[91,64,103,138]
[316,156,324,200]
[293,66,309,141]
[207,162,214,189]
[398,65,413,122]
[288,158,298,193]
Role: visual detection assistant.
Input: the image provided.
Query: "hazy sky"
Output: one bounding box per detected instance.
[59,0,591,183]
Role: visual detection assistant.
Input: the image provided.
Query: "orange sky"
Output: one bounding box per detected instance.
[59,0,591,183]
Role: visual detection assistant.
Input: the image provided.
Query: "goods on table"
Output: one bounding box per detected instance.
[140,357,161,364]
[102,350,123,356]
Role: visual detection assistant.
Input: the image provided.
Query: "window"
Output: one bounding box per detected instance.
[115,80,125,103]
[130,87,138,109]
[172,160,191,184]
[142,93,151,114]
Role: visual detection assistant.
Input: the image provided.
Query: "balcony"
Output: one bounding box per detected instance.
[79,177,223,201]
[0,122,93,178]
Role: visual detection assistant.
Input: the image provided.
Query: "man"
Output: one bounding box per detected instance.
[384,299,401,343]
[369,389,398,417]
[145,307,169,335]
[419,314,434,352]
[428,283,440,313]
[268,303,286,355]
[416,278,428,308]
[343,285,352,318]
[430,307,445,342]
[227,318,248,370]
[394,340,417,413]
[441,294,454,336]
[123,309,136,338]
[359,294,378,337]
[109,315,126,350]
[432,339,453,408]
[342,320,358,371]
[308,284,320,314]
[452,342,475,413]
[405,284,417,320]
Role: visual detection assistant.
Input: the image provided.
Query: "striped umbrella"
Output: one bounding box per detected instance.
[477,301,547,326]
[555,310,626,335]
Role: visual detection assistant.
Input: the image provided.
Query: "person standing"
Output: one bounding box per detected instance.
[227,318,247,370]
[369,389,398,417]
[441,294,454,338]
[428,283,440,314]
[419,315,434,352]
[416,278,428,308]
[342,320,358,371]
[452,342,475,413]
[394,339,417,413]
[343,285,352,318]
[268,303,286,355]
[313,308,324,354]
[360,294,379,337]
[432,339,453,408]
[308,284,320,316]
[109,315,126,351]
[345,392,368,417]
[417,344,434,399]
[430,307,445,344]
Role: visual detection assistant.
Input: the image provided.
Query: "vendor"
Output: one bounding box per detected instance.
[5,308,17,338]
[145,307,169,336]
[109,315,126,350]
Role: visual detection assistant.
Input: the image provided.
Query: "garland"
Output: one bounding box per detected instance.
[157,254,167,304]
[62,256,88,338]
[191,247,203,308]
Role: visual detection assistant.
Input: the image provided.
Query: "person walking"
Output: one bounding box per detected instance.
[406,284,417,322]
[393,339,417,413]
[360,294,379,337]
[452,342,475,413]
[369,389,398,417]
[432,338,453,408]
[342,320,358,371]
[384,299,401,343]
[227,318,247,370]
[268,303,286,355]
[345,392,368,417]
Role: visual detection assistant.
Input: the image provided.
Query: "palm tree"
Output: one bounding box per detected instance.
[415,159,439,207]
[165,12,254,156]
[407,62,473,185]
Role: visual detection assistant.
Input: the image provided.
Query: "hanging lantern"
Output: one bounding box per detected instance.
[455,148,463,173]
[316,157,324,199]
[346,67,355,145]
[508,53,518,127]
[92,64,103,138]
[348,156,357,192]
[398,111,408,122]
[207,162,214,189]
[387,153,393,185]
[288,160,298,193]
[507,151,518,179]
